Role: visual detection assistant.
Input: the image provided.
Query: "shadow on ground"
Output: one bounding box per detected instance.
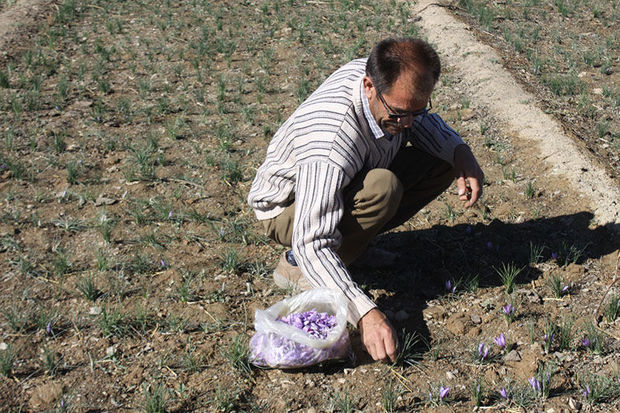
[347,211,619,365]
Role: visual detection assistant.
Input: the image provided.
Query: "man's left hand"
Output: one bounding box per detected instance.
[453,144,484,208]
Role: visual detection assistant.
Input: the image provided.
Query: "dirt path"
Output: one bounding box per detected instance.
[412,0,620,229]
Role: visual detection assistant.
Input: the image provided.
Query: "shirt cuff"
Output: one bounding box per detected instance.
[346,294,377,326]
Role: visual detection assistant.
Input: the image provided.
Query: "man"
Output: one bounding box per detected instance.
[247,37,484,362]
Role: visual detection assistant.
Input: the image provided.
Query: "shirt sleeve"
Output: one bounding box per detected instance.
[408,113,465,165]
[292,160,377,326]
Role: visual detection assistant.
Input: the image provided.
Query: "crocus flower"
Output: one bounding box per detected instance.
[478,343,489,360]
[581,337,591,347]
[529,377,541,393]
[46,322,52,335]
[551,252,558,260]
[439,386,450,400]
[160,259,166,268]
[499,387,508,399]
[168,210,173,219]
[445,280,456,293]
[466,225,472,234]
[583,384,591,398]
[494,333,506,348]
[487,241,493,250]
[561,285,569,294]
[502,304,513,316]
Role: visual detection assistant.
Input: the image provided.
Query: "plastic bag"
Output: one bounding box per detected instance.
[249,288,352,369]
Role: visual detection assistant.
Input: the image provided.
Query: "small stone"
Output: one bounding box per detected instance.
[343,368,354,375]
[470,314,481,324]
[95,195,116,206]
[337,378,346,384]
[546,408,556,413]
[307,408,317,413]
[446,371,456,380]
[516,288,542,303]
[503,350,522,362]
[106,345,117,357]
[604,67,613,75]
[423,305,446,320]
[0,342,7,350]
[568,397,582,411]
[89,306,102,315]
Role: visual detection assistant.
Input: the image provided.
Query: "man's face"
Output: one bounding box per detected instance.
[363,71,432,136]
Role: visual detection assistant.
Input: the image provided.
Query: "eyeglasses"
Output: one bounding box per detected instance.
[376,91,432,120]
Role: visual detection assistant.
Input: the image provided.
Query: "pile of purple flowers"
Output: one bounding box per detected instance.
[277,309,337,340]
[249,309,351,368]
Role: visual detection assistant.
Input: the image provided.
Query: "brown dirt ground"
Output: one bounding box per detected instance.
[0,0,618,412]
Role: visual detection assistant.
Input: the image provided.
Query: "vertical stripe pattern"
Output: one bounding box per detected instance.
[248,59,465,324]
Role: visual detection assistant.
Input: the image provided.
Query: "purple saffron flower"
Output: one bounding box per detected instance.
[219,228,226,239]
[466,225,472,234]
[445,280,456,293]
[581,337,591,347]
[551,252,558,260]
[487,241,493,250]
[494,333,506,348]
[499,387,508,399]
[583,384,591,398]
[160,259,166,268]
[529,377,541,392]
[439,386,450,400]
[46,322,52,335]
[502,304,513,316]
[478,343,489,360]
[561,285,569,294]
[168,210,173,219]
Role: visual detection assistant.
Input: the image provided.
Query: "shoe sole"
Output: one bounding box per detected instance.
[273,270,311,291]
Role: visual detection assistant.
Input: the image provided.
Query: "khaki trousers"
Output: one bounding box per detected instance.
[262,146,455,264]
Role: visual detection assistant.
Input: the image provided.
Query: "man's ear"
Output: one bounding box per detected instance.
[362,76,374,99]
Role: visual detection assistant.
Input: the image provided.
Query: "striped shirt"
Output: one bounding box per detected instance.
[248,58,464,324]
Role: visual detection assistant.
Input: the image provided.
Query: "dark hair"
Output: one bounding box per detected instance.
[366,37,441,95]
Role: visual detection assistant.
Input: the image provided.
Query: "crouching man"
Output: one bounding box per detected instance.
[247,37,484,362]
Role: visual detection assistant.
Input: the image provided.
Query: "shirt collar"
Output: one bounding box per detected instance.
[360,79,386,140]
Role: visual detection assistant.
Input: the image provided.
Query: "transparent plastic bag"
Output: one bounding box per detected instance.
[249,288,352,369]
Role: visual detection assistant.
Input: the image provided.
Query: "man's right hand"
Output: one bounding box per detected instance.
[358,308,398,362]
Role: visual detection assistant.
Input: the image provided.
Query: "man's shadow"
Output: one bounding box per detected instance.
[348,211,619,365]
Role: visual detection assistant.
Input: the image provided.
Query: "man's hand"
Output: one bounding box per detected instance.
[453,144,484,208]
[358,308,398,362]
